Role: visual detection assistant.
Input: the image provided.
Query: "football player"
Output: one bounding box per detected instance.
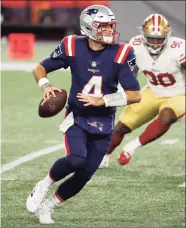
[26,5,141,224]
[100,14,185,168]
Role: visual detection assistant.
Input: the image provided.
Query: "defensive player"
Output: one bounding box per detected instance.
[100,14,185,168]
[26,5,141,224]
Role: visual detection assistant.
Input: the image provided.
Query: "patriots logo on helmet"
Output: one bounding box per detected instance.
[86,9,99,17]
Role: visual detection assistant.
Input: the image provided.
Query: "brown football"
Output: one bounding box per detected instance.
[38,89,67,118]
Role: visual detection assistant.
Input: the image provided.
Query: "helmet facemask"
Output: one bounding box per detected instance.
[92,21,120,44]
[143,34,168,55]
[140,14,172,55]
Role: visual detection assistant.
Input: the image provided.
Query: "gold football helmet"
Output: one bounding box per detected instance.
[140,14,172,54]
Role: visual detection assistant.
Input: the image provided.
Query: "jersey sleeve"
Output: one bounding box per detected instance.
[40,38,69,73]
[117,47,140,91]
[177,39,185,66]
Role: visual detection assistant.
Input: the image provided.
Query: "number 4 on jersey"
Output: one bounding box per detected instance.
[82,76,103,97]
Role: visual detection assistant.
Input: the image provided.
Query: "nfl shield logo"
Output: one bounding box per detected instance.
[92,61,97,67]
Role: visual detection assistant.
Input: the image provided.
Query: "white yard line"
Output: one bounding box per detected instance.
[161,139,180,145]
[1,144,65,174]
[0,139,183,176]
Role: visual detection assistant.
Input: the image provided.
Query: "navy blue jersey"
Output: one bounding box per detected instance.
[40,35,140,134]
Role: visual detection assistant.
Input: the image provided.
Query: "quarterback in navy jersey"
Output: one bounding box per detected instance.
[26,4,141,224]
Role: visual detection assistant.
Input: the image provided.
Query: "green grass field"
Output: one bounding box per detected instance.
[1,42,185,227]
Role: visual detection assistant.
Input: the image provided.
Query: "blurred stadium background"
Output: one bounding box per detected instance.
[1,1,185,227]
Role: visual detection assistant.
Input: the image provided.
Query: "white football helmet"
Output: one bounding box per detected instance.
[79,5,120,44]
[140,14,172,54]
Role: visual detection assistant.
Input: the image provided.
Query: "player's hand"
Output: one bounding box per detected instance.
[43,85,62,99]
[77,93,104,107]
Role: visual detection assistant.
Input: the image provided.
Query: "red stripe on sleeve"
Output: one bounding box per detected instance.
[114,43,125,63]
[121,45,132,64]
[71,35,76,56]
[64,36,69,56]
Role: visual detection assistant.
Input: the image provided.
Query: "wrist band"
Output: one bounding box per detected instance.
[103,91,127,107]
[38,78,50,89]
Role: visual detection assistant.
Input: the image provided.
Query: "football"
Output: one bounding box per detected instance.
[38,89,67,118]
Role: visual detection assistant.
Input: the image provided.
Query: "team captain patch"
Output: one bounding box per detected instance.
[53,45,62,58]
[127,58,136,71]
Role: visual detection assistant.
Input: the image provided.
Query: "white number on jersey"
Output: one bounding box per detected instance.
[82,76,103,97]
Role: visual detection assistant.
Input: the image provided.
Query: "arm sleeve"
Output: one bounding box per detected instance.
[40,39,69,73]
[118,47,140,91]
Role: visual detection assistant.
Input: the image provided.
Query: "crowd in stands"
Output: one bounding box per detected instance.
[1,1,109,26]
